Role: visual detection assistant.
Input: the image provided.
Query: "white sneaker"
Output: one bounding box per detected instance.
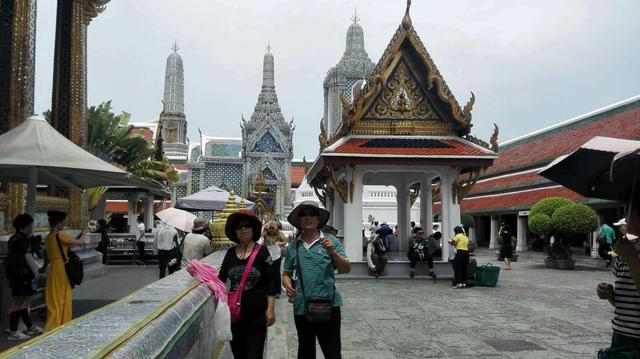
[7,331,31,341]
[462,283,467,288]
[24,326,43,336]
[456,283,464,289]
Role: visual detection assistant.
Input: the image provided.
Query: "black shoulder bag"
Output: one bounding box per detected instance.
[296,239,335,323]
[56,233,84,288]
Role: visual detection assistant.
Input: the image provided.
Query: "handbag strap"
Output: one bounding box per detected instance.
[296,238,336,303]
[55,233,67,263]
[234,243,261,302]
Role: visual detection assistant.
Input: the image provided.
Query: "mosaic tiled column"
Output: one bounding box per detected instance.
[0,0,37,231]
[50,0,108,228]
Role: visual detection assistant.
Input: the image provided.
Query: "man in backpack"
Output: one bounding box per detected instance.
[598,221,616,267]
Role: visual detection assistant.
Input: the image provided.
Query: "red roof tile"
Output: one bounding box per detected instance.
[291,166,306,188]
[471,171,546,194]
[105,202,128,213]
[333,138,493,157]
[173,163,187,171]
[486,107,640,175]
[434,186,584,214]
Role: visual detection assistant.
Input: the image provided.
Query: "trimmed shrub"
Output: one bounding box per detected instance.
[529,214,552,236]
[461,213,475,229]
[551,203,599,235]
[530,197,573,217]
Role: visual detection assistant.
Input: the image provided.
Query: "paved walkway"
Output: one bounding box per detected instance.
[268,252,614,358]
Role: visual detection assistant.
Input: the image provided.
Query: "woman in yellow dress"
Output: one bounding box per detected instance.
[44,211,86,331]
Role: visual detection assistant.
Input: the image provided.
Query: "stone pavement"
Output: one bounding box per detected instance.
[267,252,614,358]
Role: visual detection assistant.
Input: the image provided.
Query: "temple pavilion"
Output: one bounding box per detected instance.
[307,1,498,261]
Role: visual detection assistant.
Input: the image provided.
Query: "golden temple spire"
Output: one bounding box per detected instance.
[402,0,412,30]
[171,41,180,53]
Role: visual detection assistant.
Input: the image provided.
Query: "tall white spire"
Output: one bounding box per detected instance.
[262,43,274,89]
[251,45,283,124]
[163,42,184,114]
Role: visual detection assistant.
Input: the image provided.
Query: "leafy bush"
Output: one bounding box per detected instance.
[530,197,573,217]
[551,204,598,235]
[461,213,475,229]
[528,214,552,236]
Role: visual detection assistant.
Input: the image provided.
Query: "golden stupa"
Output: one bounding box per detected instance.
[210,190,240,248]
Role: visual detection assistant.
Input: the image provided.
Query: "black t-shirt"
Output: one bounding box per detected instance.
[218,244,275,309]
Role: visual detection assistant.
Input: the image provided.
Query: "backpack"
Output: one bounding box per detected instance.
[56,233,84,288]
[596,231,607,246]
[5,235,32,283]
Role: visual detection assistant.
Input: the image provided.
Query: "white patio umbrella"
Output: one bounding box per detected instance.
[0,115,155,215]
[175,185,253,211]
[156,207,198,232]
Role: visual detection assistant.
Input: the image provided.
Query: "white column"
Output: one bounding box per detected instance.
[516,215,527,252]
[468,227,476,246]
[127,193,140,233]
[396,181,410,252]
[425,177,433,233]
[441,169,461,262]
[489,216,499,249]
[343,168,363,260]
[591,229,599,258]
[145,194,155,230]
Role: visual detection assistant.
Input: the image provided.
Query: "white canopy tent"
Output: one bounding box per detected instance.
[175,185,253,211]
[0,115,166,215]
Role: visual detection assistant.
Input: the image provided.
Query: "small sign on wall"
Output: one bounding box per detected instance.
[518,211,530,217]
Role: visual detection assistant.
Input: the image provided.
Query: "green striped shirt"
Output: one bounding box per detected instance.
[283,233,347,316]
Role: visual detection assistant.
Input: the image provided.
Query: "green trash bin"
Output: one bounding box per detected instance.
[476,263,501,287]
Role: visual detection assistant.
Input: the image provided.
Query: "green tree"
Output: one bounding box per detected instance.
[551,204,598,236]
[86,101,154,166]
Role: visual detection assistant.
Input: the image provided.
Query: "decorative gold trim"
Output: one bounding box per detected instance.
[490,123,499,152]
[348,165,356,203]
[35,195,71,212]
[0,192,9,210]
[409,183,420,207]
[322,2,476,150]
[312,183,327,207]
[454,168,481,203]
[326,165,349,204]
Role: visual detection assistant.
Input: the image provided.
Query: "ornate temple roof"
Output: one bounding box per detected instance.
[247,45,286,125]
[324,1,476,145]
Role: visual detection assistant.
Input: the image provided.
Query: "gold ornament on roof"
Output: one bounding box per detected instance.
[211,190,240,247]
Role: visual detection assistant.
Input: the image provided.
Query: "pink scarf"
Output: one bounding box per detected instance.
[186,259,228,303]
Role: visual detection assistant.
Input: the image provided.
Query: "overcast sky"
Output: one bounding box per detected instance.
[33,0,640,159]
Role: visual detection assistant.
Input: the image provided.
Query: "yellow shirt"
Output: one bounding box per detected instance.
[453,233,469,251]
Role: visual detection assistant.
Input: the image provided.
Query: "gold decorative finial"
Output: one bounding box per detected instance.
[171,41,180,53]
[402,0,412,29]
[351,6,360,23]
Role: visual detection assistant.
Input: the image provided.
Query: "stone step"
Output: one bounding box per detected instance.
[341,258,486,280]
[83,261,107,282]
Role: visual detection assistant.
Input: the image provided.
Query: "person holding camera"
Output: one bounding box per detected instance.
[497,224,517,270]
[282,201,350,359]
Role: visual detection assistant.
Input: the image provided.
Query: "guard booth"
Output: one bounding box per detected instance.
[307,2,497,263]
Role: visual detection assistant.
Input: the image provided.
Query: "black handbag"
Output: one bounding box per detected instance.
[56,233,84,288]
[296,240,335,323]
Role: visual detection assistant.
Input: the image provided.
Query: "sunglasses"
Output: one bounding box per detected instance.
[235,222,252,230]
[299,209,320,217]
[417,232,425,235]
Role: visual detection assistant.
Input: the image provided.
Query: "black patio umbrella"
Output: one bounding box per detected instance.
[538,136,640,201]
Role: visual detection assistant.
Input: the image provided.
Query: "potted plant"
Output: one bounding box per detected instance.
[528,197,598,269]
